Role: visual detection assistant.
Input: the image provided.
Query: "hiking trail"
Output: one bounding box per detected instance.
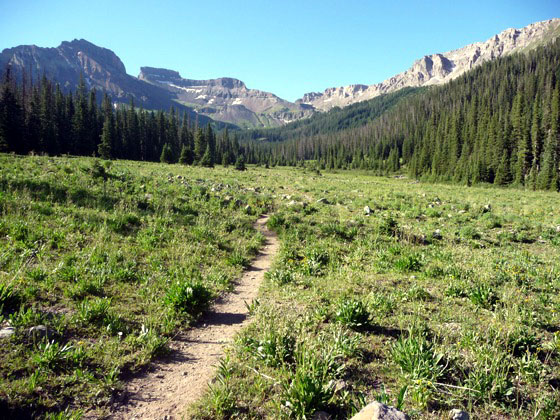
[110,215,279,419]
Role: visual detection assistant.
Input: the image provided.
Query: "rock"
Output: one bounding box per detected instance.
[144,193,153,200]
[449,409,469,420]
[287,200,298,207]
[364,206,372,215]
[458,210,466,214]
[312,411,332,420]
[350,401,409,420]
[482,204,491,213]
[0,326,15,339]
[555,225,560,233]
[317,198,329,204]
[433,229,442,240]
[28,325,55,340]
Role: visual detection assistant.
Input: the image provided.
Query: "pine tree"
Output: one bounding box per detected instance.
[178,144,190,165]
[199,144,214,167]
[160,143,174,163]
[234,154,246,171]
[193,127,205,164]
[0,68,23,152]
[98,109,114,159]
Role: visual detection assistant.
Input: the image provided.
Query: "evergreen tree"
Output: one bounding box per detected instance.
[234,154,246,171]
[160,143,174,163]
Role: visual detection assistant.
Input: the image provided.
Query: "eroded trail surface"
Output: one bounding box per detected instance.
[110,215,278,419]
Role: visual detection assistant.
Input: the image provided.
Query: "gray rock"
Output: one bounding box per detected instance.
[449,409,469,420]
[317,198,329,204]
[28,325,55,340]
[555,225,560,233]
[312,411,332,420]
[350,401,409,420]
[482,204,492,213]
[0,326,15,339]
[287,200,298,207]
[433,229,442,240]
[364,206,372,215]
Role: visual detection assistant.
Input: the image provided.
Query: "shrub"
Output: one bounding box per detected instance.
[164,280,213,317]
[334,298,370,329]
[265,268,295,286]
[468,284,498,309]
[392,333,445,382]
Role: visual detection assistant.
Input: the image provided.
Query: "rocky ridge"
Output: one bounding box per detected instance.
[139,67,314,128]
[298,18,560,111]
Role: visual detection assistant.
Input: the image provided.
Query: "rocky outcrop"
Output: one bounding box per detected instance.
[298,19,560,111]
[350,401,409,420]
[139,67,314,128]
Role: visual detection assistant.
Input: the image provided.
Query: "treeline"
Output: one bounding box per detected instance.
[0,71,254,166]
[247,38,560,190]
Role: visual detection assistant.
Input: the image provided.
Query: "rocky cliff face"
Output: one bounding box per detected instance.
[298,18,560,111]
[0,39,179,112]
[139,67,314,128]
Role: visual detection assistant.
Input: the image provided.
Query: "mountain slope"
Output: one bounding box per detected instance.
[250,38,560,190]
[0,40,184,111]
[298,18,560,111]
[139,67,314,128]
[0,39,311,128]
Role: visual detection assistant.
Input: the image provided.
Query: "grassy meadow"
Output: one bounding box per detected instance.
[0,154,559,419]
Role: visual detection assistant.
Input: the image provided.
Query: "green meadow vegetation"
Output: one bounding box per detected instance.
[188,165,560,419]
[0,154,269,418]
[0,154,559,419]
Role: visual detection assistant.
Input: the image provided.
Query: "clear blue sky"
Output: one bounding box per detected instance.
[1,0,558,101]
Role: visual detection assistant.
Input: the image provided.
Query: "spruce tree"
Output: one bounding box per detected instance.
[193,127,205,163]
[160,143,174,164]
[178,144,190,165]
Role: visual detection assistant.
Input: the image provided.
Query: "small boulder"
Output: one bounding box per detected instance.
[449,409,469,420]
[350,401,409,420]
[364,206,372,215]
[555,225,560,233]
[433,229,442,240]
[287,200,298,207]
[0,326,15,339]
[317,198,329,205]
[482,204,492,213]
[312,411,332,420]
[28,325,55,340]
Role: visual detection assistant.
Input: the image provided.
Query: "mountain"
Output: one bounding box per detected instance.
[0,39,190,113]
[139,67,314,128]
[298,18,560,111]
[0,39,311,128]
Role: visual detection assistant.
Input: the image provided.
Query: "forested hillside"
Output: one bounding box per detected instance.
[249,38,560,190]
[238,87,420,142]
[0,72,248,166]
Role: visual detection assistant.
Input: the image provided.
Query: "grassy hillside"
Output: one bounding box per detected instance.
[0,154,271,418]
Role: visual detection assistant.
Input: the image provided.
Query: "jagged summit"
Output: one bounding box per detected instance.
[139,67,312,128]
[298,18,560,111]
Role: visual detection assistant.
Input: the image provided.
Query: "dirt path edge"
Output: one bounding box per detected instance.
[109,215,278,420]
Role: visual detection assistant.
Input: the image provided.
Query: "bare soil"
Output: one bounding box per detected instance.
[109,215,278,419]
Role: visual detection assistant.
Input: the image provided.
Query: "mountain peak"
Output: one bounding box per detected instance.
[299,18,560,111]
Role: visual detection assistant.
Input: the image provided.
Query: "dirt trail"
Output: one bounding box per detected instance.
[110,215,278,420]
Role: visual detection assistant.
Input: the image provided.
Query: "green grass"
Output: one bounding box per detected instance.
[2,156,560,419]
[0,154,269,418]
[187,166,560,419]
